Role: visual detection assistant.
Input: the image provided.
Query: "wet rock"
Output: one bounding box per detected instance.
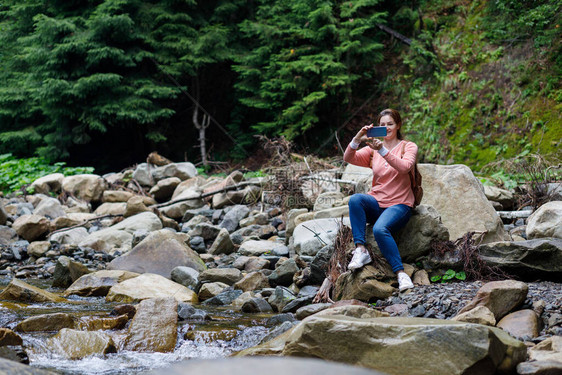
[239,240,279,256]
[268,286,296,312]
[52,256,91,288]
[269,259,300,287]
[64,270,140,297]
[497,309,540,340]
[478,239,562,280]
[239,316,527,375]
[198,282,229,301]
[144,357,384,375]
[231,292,256,310]
[47,329,116,359]
[15,313,75,332]
[171,266,200,289]
[62,174,106,202]
[451,305,496,326]
[208,228,235,255]
[417,164,509,243]
[12,215,50,242]
[333,265,396,302]
[108,230,205,278]
[456,280,528,321]
[203,289,243,306]
[0,329,22,347]
[110,304,137,320]
[106,273,198,303]
[241,297,273,313]
[123,297,178,353]
[177,303,209,321]
[233,271,270,292]
[76,314,128,331]
[0,279,65,303]
[199,268,243,285]
[526,201,562,239]
[184,328,238,343]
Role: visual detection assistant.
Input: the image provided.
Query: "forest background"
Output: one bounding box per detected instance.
[0,0,560,183]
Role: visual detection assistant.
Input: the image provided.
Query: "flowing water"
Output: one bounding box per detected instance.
[1,277,272,374]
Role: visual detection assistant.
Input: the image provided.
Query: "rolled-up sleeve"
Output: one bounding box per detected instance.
[382,142,418,174]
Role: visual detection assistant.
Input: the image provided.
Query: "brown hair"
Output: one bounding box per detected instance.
[377,108,403,140]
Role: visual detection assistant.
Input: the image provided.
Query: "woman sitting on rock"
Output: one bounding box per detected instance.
[343,108,417,292]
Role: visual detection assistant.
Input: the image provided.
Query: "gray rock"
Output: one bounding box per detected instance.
[272,245,290,256]
[266,313,297,326]
[269,259,300,287]
[62,174,107,202]
[296,303,332,320]
[208,228,235,255]
[484,185,514,210]
[478,238,562,280]
[239,240,279,256]
[417,164,509,243]
[177,303,209,321]
[107,230,206,278]
[310,244,334,284]
[313,192,345,211]
[188,223,222,241]
[526,201,562,239]
[241,297,274,313]
[189,236,206,253]
[152,162,197,182]
[268,286,296,312]
[131,229,150,248]
[181,207,214,223]
[203,289,243,306]
[517,360,562,375]
[199,268,243,285]
[29,173,65,195]
[34,197,66,219]
[133,163,154,187]
[281,296,313,313]
[219,205,250,232]
[49,227,89,246]
[171,266,200,289]
[298,285,320,299]
[143,357,384,375]
[293,218,346,256]
[52,256,91,288]
[149,177,181,202]
[12,215,50,242]
[260,321,299,344]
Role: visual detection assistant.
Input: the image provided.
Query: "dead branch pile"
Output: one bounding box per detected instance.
[431,232,510,281]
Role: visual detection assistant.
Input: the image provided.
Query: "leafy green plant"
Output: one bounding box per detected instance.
[0,153,93,194]
[430,269,466,283]
[243,170,268,179]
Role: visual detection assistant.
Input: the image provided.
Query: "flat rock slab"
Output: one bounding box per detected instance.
[0,357,56,374]
[106,273,198,303]
[47,329,116,360]
[238,240,280,256]
[64,270,140,297]
[123,297,177,353]
[238,316,527,375]
[0,279,66,303]
[144,357,385,375]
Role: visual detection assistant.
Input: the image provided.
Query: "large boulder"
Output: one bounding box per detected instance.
[47,329,116,359]
[144,357,385,375]
[293,218,348,256]
[417,164,509,243]
[106,273,198,303]
[238,316,527,375]
[62,174,106,202]
[526,201,562,239]
[456,280,528,321]
[478,238,562,280]
[365,205,449,262]
[64,270,140,297]
[333,265,396,302]
[29,173,64,195]
[123,297,177,353]
[0,279,65,303]
[341,164,373,195]
[107,230,206,278]
[12,215,50,241]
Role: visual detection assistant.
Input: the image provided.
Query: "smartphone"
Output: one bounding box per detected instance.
[367,126,387,137]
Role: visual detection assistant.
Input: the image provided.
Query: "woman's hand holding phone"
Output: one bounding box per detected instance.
[353,124,374,144]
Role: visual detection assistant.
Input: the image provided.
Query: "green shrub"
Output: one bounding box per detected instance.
[0,153,94,194]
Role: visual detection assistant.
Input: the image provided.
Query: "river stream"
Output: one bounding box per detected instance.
[1,277,272,374]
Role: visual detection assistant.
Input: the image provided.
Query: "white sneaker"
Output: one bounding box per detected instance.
[348,248,372,270]
[397,272,414,292]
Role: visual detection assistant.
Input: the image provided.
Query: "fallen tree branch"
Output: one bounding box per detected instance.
[48,214,123,238]
[496,210,533,219]
[150,180,268,209]
[377,24,412,45]
[299,175,358,186]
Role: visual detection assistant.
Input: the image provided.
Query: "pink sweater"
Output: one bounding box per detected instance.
[344,141,418,208]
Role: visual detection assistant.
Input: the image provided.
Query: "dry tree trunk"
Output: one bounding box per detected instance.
[193,105,211,168]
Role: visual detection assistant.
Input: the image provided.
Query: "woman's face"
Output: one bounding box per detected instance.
[379,114,400,141]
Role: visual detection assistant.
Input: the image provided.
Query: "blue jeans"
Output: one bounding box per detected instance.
[348,194,412,272]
